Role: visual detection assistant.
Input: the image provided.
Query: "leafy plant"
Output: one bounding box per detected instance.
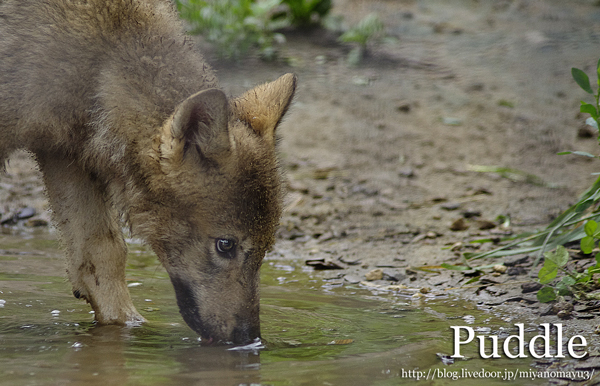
[572,64,600,138]
[581,219,600,255]
[174,0,333,60]
[338,13,385,65]
[463,60,600,260]
[533,62,600,301]
[175,0,289,60]
[536,244,600,302]
[281,0,331,26]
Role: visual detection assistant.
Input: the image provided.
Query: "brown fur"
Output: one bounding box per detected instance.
[0,0,296,344]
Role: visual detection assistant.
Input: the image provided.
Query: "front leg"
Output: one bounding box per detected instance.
[37,153,145,325]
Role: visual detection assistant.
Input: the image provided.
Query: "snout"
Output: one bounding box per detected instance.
[183,309,261,345]
[230,321,261,345]
[186,316,261,345]
[169,276,260,344]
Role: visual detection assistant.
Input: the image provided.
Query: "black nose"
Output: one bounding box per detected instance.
[231,322,260,345]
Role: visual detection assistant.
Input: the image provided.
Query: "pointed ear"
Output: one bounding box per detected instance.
[232,73,297,143]
[168,88,230,161]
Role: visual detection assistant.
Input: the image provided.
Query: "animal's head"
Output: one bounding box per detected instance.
[144,73,296,344]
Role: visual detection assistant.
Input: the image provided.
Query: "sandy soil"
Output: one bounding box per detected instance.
[3,0,600,371]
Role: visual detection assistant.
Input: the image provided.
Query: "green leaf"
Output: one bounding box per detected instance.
[588,219,600,239]
[595,252,600,265]
[588,265,600,275]
[558,151,598,158]
[581,236,596,254]
[575,200,594,214]
[543,245,569,267]
[538,259,558,284]
[562,276,577,286]
[556,281,572,296]
[580,102,598,118]
[586,220,598,236]
[578,273,592,283]
[573,67,594,94]
[537,287,557,303]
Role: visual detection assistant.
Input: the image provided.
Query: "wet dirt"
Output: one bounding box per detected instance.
[3,0,600,384]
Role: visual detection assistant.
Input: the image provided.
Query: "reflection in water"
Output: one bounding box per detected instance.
[170,346,261,386]
[64,325,130,385]
[68,325,263,386]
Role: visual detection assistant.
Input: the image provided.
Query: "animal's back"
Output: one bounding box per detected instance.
[0,0,216,163]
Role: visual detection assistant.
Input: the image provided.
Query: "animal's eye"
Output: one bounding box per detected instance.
[215,238,236,257]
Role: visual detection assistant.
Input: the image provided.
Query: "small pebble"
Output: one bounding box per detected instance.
[26,218,48,227]
[450,242,463,251]
[461,209,481,218]
[521,282,543,293]
[449,218,469,231]
[557,310,571,320]
[397,102,411,113]
[16,207,36,220]
[552,301,574,315]
[398,167,415,178]
[344,275,362,284]
[507,266,526,276]
[477,220,496,230]
[441,202,461,211]
[365,269,383,281]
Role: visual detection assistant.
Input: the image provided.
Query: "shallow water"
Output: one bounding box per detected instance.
[0,230,547,386]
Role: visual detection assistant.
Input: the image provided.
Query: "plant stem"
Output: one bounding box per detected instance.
[533,212,578,266]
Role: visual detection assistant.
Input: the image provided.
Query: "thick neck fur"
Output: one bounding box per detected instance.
[88,46,219,243]
[85,1,218,167]
[87,37,217,167]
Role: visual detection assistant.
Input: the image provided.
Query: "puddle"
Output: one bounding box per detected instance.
[0,231,555,385]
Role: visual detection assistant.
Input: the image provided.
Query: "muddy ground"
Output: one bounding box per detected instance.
[3,0,600,377]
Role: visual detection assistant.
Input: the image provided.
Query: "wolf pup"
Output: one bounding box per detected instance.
[0,0,296,345]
